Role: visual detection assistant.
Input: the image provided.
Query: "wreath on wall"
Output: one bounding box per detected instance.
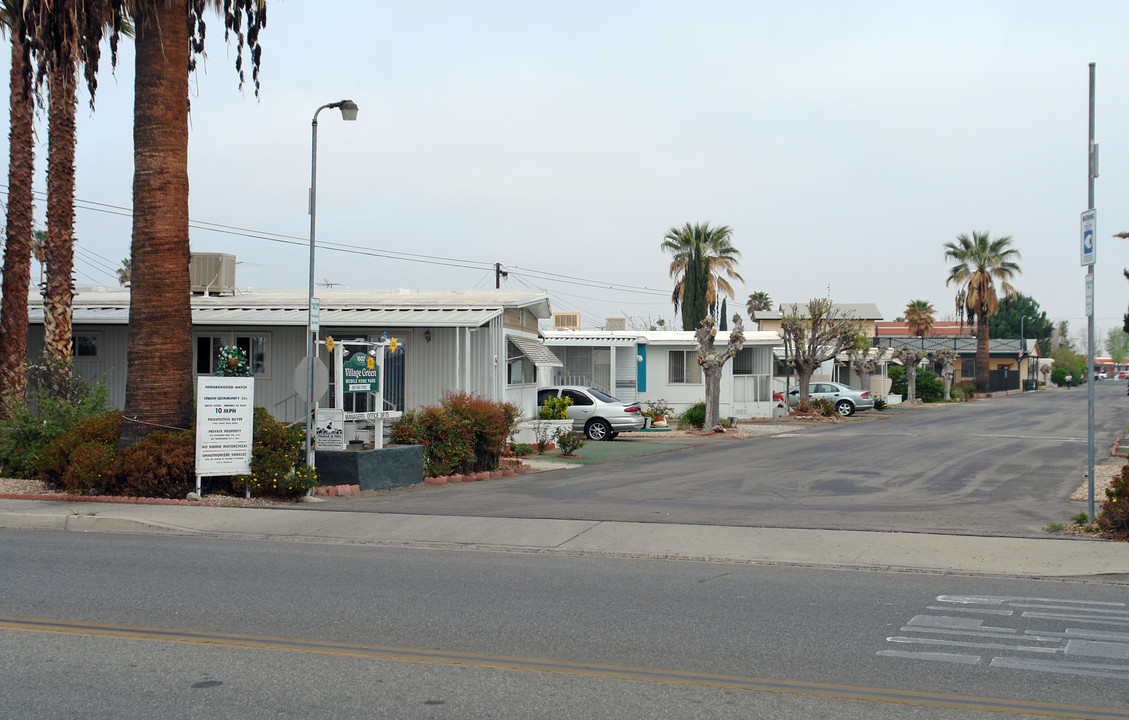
[214,345,251,377]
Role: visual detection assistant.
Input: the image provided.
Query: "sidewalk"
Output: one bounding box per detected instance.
[1,498,1126,583]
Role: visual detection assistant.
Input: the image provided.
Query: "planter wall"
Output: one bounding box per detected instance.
[316,444,424,491]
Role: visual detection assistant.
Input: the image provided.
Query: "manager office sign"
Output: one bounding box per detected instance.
[195,377,254,476]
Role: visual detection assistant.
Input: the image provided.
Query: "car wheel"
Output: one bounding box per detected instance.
[835,400,855,417]
[586,419,611,441]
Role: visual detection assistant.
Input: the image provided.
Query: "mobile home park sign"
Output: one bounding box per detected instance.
[342,351,380,394]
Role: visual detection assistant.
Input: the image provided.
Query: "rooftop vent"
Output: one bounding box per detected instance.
[190,253,236,296]
[552,312,580,331]
[605,317,626,331]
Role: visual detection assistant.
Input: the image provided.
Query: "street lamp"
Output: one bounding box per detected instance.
[306,99,358,469]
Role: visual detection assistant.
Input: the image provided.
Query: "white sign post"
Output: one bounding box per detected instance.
[195,376,255,497]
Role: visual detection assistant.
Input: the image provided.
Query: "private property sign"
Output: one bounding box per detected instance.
[195,377,254,476]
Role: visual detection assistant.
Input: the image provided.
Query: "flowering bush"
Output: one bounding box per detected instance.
[1097,465,1129,540]
[555,428,585,456]
[390,392,518,477]
[234,407,316,497]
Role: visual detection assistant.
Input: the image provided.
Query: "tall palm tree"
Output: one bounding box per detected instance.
[661,222,743,330]
[0,0,34,413]
[111,1,266,447]
[944,231,1022,392]
[116,257,130,287]
[904,299,936,337]
[746,290,772,320]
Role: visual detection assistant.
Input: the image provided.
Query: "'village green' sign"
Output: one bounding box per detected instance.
[342,351,380,394]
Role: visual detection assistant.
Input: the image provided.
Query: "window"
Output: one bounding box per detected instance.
[195,333,271,377]
[960,357,975,378]
[72,333,99,359]
[733,347,771,376]
[561,388,593,406]
[668,350,702,384]
[506,340,536,386]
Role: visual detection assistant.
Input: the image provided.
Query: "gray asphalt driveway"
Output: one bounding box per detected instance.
[319,384,1126,537]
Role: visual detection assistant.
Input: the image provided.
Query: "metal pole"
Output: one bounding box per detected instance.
[306,105,324,470]
[1087,62,1096,521]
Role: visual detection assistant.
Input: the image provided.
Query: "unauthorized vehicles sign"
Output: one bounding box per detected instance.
[342,351,380,394]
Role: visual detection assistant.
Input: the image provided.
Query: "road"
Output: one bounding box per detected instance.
[2,530,1126,719]
[326,384,1125,536]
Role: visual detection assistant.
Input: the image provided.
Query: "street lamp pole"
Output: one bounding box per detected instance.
[306,99,359,470]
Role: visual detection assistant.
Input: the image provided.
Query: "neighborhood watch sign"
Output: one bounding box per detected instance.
[343,351,380,394]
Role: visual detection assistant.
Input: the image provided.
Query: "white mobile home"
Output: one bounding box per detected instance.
[26,287,561,422]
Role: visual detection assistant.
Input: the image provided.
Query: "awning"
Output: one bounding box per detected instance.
[509,335,563,367]
[37,306,503,328]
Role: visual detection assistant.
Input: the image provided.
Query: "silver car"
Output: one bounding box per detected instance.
[536,386,645,440]
[787,381,874,417]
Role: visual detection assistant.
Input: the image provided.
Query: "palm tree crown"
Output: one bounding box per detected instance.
[662,222,743,319]
[746,291,772,319]
[904,299,935,337]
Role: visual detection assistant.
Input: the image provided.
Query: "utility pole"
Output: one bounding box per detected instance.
[1086,62,1097,520]
[495,262,508,289]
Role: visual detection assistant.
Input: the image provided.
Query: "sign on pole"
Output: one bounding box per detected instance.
[309,297,320,332]
[195,377,255,494]
[1081,208,1096,266]
[315,407,345,451]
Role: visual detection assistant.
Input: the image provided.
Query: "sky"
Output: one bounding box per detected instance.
[3,1,1129,341]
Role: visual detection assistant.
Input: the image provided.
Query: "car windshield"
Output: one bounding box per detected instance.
[586,388,620,403]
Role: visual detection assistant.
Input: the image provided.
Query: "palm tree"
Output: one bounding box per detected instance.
[661,222,743,330]
[0,0,34,413]
[904,299,936,337]
[944,231,1022,392]
[112,1,266,447]
[116,258,131,287]
[746,291,772,320]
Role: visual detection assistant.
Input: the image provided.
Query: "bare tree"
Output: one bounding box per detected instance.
[780,299,864,412]
[932,347,958,400]
[845,332,885,397]
[893,346,927,403]
[695,313,744,429]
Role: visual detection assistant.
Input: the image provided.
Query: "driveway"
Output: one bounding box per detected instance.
[321,385,1125,537]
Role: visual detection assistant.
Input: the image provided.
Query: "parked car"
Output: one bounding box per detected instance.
[536,386,644,440]
[787,381,874,417]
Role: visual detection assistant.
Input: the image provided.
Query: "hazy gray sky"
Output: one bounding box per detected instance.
[4,1,1129,339]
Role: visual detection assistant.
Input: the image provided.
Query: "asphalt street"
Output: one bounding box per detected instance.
[310,384,1126,536]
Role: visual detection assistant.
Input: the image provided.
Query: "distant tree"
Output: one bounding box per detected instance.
[845,332,884,396]
[662,222,743,328]
[931,347,958,400]
[892,346,927,403]
[780,299,864,412]
[904,299,935,337]
[944,231,1022,392]
[695,314,744,429]
[991,292,1053,354]
[718,298,728,331]
[116,258,131,287]
[1052,320,1071,351]
[1106,328,1129,364]
[746,291,772,319]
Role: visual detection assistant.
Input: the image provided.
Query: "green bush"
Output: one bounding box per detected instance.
[1097,465,1129,540]
[555,429,586,456]
[644,398,673,418]
[37,411,122,490]
[539,395,573,420]
[873,398,888,411]
[888,366,944,402]
[235,407,317,497]
[390,393,516,477]
[953,382,976,400]
[0,356,109,478]
[813,398,837,417]
[114,431,197,498]
[679,402,706,429]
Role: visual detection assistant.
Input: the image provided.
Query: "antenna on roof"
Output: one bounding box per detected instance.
[318,279,340,289]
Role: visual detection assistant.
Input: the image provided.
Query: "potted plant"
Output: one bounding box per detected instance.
[645,398,673,427]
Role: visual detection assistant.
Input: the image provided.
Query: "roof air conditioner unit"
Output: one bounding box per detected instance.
[605,317,626,331]
[553,312,580,331]
[190,253,237,296]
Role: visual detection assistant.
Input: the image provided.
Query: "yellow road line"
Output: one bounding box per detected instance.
[1,615,1124,718]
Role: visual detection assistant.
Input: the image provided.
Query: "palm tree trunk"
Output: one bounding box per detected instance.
[43,60,77,364]
[976,313,990,393]
[0,36,34,413]
[119,1,194,448]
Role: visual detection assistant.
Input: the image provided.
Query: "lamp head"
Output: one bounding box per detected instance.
[337,100,359,121]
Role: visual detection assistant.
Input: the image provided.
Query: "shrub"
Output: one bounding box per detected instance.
[62,443,117,494]
[555,428,586,456]
[442,391,512,472]
[235,407,317,497]
[114,431,197,498]
[953,382,976,401]
[37,411,122,489]
[418,406,475,476]
[873,398,888,411]
[813,398,836,417]
[539,395,573,420]
[1096,465,1129,540]
[888,365,944,402]
[679,402,706,429]
[391,393,515,477]
[644,398,673,419]
[0,356,109,478]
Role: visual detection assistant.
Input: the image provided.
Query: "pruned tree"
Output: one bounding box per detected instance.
[695,313,744,429]
[932,347,958,401]
[893,346,927,403]
[780,299,864,412]
[846,332,885,398]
